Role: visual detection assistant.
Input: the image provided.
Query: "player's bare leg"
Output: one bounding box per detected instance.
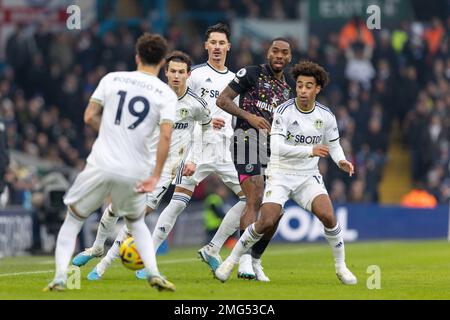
[311,194,356,285]
[237,176,264,279]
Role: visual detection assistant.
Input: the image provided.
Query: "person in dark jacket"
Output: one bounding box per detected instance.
[0,115,10,194]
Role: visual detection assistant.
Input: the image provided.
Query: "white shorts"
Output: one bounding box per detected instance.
[178,160,241,195]
[262,172,328,211]
[146,168,180,210]
[64,164,146,220]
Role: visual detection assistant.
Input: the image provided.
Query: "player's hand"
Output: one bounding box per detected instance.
[135,175,160,193]
[312,145,329,157]
[212,118,225,130]
[182,161,196,176]
[338,160,354,177]
[247,114,271,132]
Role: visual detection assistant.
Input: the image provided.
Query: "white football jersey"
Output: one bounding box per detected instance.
[149,87,211,175]
[87,71,177,179]
[269,99,340,174]
[187,62,235,140]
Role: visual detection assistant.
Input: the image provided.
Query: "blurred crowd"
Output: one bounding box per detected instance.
[0,12,449,207]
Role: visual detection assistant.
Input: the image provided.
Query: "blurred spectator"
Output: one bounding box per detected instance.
[0,113,9,195]
[400,183,438,208]
[338,16,375,50]
[345,42,375,89]
[423,17,445,57]
[203,185,228,243]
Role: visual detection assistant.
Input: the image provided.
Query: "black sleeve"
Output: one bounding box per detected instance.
[228,65,260,95]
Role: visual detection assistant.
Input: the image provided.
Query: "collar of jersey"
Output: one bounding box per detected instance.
[206,62,228,74]
[294,99,315,114]
[137,70,157,77]
[178,88,188,100]
[265,64,286,82]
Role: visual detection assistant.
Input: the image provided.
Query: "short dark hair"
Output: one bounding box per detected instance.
[205,23,231,42]
[135,33,168,65]
[290,60,329,88]
[270,37,292,49]
[165,50,192,72]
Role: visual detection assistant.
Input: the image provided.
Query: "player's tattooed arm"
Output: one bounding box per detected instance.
[84,100,103,131]
[217,86,271,131]
[216,86,246,118]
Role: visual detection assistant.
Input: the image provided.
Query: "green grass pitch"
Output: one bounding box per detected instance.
[1,240,449,300]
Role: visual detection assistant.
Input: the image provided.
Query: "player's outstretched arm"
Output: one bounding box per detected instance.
[328,139,354,177]
[84,101,103,131]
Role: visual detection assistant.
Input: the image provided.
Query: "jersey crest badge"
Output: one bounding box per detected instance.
[179,108,189,119]
[314,119,324,129]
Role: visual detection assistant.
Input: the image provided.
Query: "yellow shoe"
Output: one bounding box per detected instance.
[148,275,176,292]
[43,280,66,292]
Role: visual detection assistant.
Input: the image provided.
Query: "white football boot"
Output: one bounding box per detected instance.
[215,258,237,283]
[252,258,270,282]
[336,266,357,285]
[237,253,256,279]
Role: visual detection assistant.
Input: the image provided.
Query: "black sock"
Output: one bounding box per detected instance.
[251,239,271,259]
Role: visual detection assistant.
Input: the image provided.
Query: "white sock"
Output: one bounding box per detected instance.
[152,192,190,250]
[229,224,263,264]
[54,212,85,282]
[92,204,118,251]
[324,223,346,270]
[96,224,128,276]
[126,216,160,277]
[208,197,245,254]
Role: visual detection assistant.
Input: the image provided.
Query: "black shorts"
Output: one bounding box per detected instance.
[230,130,270,180]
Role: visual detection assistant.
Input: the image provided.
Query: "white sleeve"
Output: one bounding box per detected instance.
[270,135,313,158]
[325,115,346,164]
[270,112,312,158]
[194,100,212,126]
[159,91,177,125]
[90,74,108,106]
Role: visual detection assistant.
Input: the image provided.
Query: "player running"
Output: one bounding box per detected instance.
[44,33,178,292]
[215,61,357,285]
[215,37,296,281]
[71,51,218,280]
